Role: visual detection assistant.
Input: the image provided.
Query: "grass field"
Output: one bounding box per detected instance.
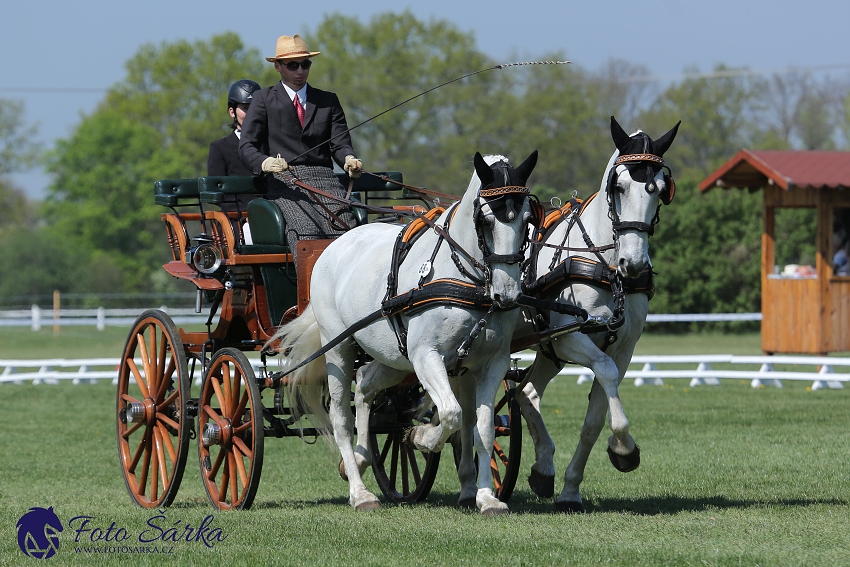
[1,328,849,566]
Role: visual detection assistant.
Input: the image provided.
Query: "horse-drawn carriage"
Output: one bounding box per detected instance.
[116,117,680,514]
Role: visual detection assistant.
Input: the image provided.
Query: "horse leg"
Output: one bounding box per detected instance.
[515,353,562,498]
[473,367,511,516]
[454,375,478,508]
[555,377,608,512]
[349,363,408,478]
[325,342,380,511]
[406,350,460,454]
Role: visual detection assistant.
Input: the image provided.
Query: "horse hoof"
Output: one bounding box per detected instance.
[354,500,381,512]
[339,459,348,481]
[554,500,586,514]
[480,503,509,516]
[458,497,476,509]
[607,444,640,473]
[528,470,555,498]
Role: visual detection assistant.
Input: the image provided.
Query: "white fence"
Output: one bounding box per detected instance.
[0,307,207,330]
[2,354,846,391]
[0,308,764,330]
[513,353,847,391]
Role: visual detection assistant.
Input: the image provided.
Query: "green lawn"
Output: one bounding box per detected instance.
[1,344,849,565]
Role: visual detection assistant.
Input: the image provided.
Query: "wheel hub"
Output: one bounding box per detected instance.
[202,419,232,447]
[125,399,156,425]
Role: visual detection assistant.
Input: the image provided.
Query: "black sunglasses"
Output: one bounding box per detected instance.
[281,59,312,71]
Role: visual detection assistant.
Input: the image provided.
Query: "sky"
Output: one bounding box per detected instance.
[2,0,849,199]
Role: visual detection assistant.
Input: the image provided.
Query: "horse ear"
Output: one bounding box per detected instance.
[610,116,631,151]
[515,150,538,184]
[473,152,494,187]
[652,120,681,156]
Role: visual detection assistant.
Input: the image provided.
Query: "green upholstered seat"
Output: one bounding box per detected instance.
[154,178,200,206]
[237,199,289,255]
[198,175,267,204]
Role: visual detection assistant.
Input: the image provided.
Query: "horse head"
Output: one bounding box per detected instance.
[605,116,680,278]
[468,150,538,308]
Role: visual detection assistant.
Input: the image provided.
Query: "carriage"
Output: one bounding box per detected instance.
[115,171,526,511]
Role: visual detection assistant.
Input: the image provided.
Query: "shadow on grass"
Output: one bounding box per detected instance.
[168,491,847,515]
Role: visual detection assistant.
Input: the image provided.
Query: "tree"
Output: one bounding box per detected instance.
[0,99,41,176]
[649,180,763,330]
[637,66,764,180]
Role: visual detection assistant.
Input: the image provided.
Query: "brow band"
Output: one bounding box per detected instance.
[615,153,664,165]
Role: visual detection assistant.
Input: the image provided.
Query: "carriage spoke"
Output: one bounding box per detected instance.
[122,421,143,440]
[221,364,233,416]
[156,356,176,401]
[232,444,249,488]
[211,378,227,417]
[157,422,177,464]
[228,452,239,504]
[203,405,221,422]
[127,358,149,400]
[128,427,151,473]
[401,440,409,495]
[156,412,180,434]
[152,428,168,499]
[121,393,140,405]
[219,457,230,504]
[150,439,159,501]
[160,388,179,409]
[137,432,152,497]
[404,444,422,485]
[207,448,225,480]
[231,369,241,417]
[389,433,400,489]
[137,333,153,394]
[232,390,250,427]
[232,436,253,459]
[156,329,167,394]
[493,440,509,467]
[378,435,392,466]
[148,326,159,395]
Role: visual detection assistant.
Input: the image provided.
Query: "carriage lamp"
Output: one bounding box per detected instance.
[188,234,222,275]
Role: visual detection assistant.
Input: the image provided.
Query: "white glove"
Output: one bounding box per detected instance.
[343,155,362,179]
[261,154,289,173]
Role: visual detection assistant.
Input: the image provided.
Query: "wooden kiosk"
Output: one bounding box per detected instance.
[700,150,850,354]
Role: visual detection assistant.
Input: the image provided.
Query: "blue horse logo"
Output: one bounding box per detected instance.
[16,507,63,559]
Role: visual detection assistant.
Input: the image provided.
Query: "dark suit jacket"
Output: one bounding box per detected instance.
[208,131,254,177]
[238,83,356,175]
[207,131,256,211]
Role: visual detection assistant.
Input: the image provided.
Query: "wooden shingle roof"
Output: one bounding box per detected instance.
[699,150,850,192]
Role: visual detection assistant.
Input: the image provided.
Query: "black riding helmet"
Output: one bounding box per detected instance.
[227,79,261,108]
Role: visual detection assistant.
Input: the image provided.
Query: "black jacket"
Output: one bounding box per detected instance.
[207,131,254,177]
[238,83,356,175]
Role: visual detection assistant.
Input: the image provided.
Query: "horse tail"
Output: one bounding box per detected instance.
[267,304,333,436]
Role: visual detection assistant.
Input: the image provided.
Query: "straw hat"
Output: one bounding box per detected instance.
[265,35,321,62]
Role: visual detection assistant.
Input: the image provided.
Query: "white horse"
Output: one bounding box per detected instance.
[516,117,679,512]
[272,151,538,514]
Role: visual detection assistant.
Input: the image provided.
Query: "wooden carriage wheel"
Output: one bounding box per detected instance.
[452,378,522,502]
[198,348,264,510]
[369,383,441,503]
[116,310,191,508]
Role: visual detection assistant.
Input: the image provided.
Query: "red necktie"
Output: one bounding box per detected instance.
[293,95,305,127]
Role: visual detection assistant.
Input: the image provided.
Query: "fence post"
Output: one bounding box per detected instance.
[53,290,60,337]
[31,305,41,332]
[97,307,105,331]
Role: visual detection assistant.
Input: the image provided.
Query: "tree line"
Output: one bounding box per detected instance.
[2,11,849,322]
